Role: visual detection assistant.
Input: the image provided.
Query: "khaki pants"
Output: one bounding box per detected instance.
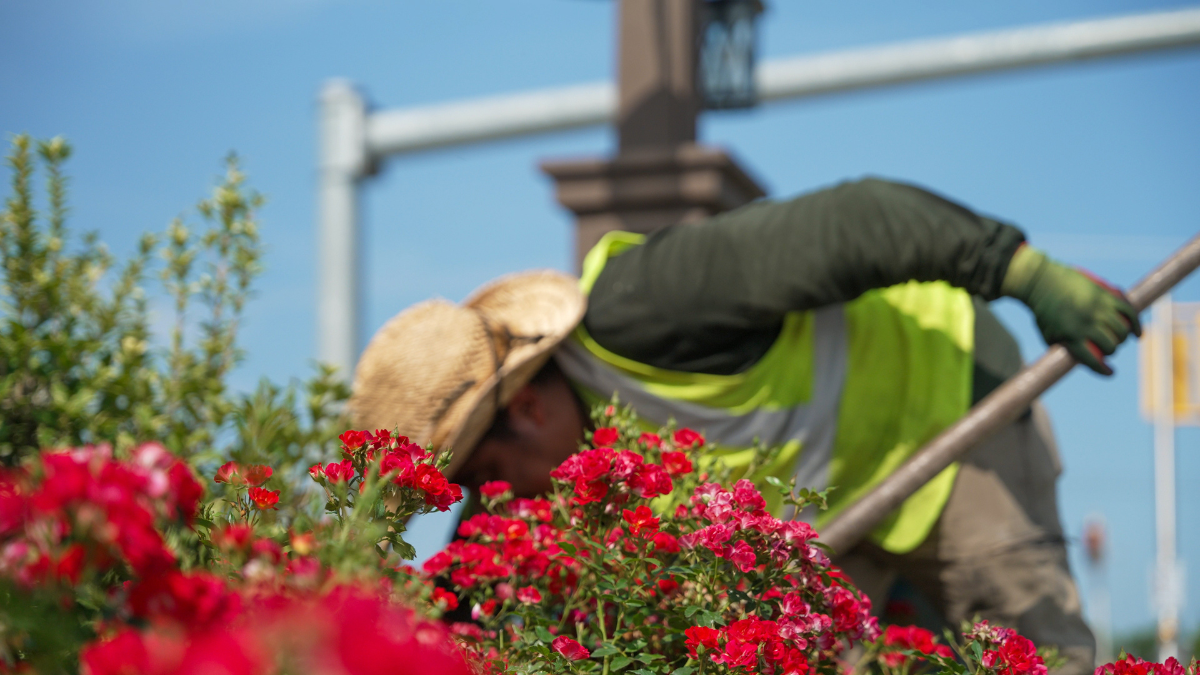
[836,402,1096,675]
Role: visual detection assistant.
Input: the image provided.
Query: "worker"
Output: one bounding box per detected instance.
[350,178,1138,675]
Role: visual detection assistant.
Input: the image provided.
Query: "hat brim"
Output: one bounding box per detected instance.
[438,270,586,479]
[351,270,585,482]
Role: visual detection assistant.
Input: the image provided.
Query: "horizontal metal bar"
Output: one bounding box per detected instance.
[363,7,1200,159]
[756,7,1200,102]
[366,82,614,158]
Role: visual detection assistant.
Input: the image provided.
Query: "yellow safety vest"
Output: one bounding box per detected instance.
[555,231,974,554]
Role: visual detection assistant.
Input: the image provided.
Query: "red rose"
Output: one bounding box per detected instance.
[472,598,497,620]
[732,479,766,511]
[637,432,662,449]
[338,430,367,450]
[248,487,279,510]
[571,479,608,506]
[426,482,464,512]
[661,451,693,476]
[656,578,679,595]
[592,427,619,446]
[479,481,512,499]
[997,634,1046,675]
[167,461,203,523]
[516,586,542,604]
[621,505,660,537]
[431,587,459,611]
[715,640,758,669]
[54,544,86,584]
[212,524,254,551]
[684,626,722,657]
[629,463,673,499]
[673,428,704,449]
[552,636,590,661]
[213,461,240,484]
[380,452,415,484]
[729,539,757,572]
[610,450,644,480]
[240,464,272,487]
[653,531,681,553]
[323,460,354,483]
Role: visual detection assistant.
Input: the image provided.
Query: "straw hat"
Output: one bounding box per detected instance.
[349,270,586,479]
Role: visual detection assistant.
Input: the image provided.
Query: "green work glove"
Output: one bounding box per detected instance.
[1002,245,1142,375]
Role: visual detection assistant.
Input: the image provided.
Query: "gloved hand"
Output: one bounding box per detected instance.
[1001,245,1142,375]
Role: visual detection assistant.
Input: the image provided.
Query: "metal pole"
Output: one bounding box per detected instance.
[1151,295,1180,661]
[755,7,1200,103]
[360,7,1200,158]
[318,79,368,378]
[366,83,613,158]
[819,232,1200,554]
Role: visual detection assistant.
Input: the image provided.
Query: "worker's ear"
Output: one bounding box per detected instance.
[505,383,548,431]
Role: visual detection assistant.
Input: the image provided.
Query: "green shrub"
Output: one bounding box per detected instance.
[0,133,348,475]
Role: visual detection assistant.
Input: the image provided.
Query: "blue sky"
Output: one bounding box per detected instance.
[3,0,1199,639]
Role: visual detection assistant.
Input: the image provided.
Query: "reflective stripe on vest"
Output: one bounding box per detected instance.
[567,231,972,554]
[556,304,846,508]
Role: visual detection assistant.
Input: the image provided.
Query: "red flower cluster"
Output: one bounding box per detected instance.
[479,480,512,499]
[550,446,673,505]
[678,480,823,578]
[214,461,272,487]
[82,588,471,675]
[1096,655,1194,675]
[0,436,482,674]
[878,625,954,667]
[424,502,572,595]
[310,429,463,511]
[426,413,879,675]
[684,616,812,674]
[967,621,1048,675]
[0,443,201,584]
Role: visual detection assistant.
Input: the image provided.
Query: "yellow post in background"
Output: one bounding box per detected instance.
[1140,300,1200,424]
[1139,296,1196,661]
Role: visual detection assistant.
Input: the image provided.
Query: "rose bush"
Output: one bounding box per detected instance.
[2,415,1196,675]
[422,403,876,675]
[0,431,471,674]
[421,403,1200,675]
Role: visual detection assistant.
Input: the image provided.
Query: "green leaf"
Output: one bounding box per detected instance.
[971,641,984,664]
[671,668,696,675]
[557,541,577,555]
[591,646,621,658]
[609,656,634,671]
[764,475,785,487]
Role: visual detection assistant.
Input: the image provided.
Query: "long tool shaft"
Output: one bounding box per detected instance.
[819,232,1200,554]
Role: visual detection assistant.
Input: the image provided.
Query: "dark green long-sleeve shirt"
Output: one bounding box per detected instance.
[584,178,1028,403]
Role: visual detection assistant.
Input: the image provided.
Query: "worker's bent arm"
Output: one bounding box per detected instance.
[584,177,1026,374]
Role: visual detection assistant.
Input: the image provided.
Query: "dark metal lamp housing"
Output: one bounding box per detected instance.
[698,0,764,110]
